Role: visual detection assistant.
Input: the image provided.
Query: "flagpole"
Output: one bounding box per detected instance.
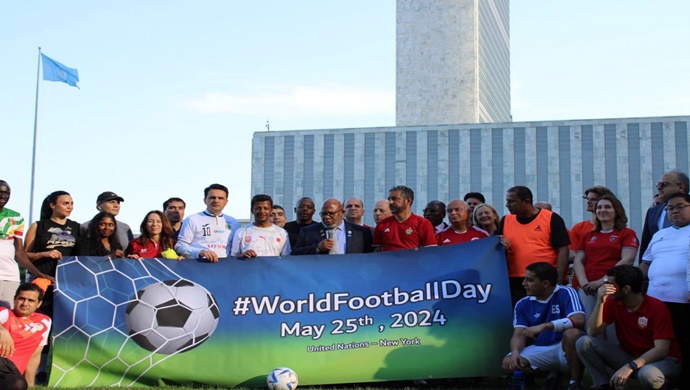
[29,47,42,224]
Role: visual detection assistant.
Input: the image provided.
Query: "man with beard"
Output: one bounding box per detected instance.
[284,197,319,247]
[163,197,186,240]
[0,283,52,389]
[373,186,436,252]
[576,265,681,390]
[231,194,290,257]
[292,199,372,255]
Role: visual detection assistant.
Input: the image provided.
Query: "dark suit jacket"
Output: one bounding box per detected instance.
[291,221,373,255]
[639,203,666,262]
[284,220,319,248]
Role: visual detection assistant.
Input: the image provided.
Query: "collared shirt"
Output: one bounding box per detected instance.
[657,208,671,230]
[174,210,241,259]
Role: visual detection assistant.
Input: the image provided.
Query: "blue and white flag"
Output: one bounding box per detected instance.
[41,53,79,88]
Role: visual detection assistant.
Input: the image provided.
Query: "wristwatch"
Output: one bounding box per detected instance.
[628,361,639,370]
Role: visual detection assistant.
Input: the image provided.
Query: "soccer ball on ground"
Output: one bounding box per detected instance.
[125,279,220,355]
[267,367,298,390]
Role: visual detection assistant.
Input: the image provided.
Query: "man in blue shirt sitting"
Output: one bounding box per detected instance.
[501,262,586,390]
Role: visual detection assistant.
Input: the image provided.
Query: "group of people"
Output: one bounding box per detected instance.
[502,170,690,390]
[1,169,689,389]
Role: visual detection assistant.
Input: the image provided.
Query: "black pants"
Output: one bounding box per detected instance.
[509,277,526,308]
[0,357,27,390]
[665,302,690,384]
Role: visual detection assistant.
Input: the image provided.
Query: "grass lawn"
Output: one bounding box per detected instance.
[29,376,548,389]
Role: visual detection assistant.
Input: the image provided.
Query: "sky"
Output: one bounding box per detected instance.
[3,1,689,232]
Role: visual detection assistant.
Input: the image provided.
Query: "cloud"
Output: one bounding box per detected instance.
[184,85,394,116]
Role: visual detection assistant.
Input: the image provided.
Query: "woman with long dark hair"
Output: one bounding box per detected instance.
[77,212,124,258]
[126,210,181,259]
[24,190,80,314]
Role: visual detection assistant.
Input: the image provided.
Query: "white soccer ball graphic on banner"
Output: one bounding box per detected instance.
[125,279,220,355]
[267,367,299,390]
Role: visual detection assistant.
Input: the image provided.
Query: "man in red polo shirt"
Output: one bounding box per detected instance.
[436,200,489,245]
[0,283,51,389]
[373,186,436,251]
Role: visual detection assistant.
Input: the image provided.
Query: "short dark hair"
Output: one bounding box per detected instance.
[666,192,690,204]
[606,265,643,293]
[295,197,315,208]
[424,200,446,211]
[507,186,533,204]
[464,192,485,203]
[525,262,557,286]
[251,194,273,209]
[389,185,414,203]
[163,197,186,210]
[15,283,44,302]
[204,184,229,198]
[272,205,285,211]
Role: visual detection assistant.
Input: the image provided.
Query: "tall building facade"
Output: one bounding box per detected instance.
[396,0,511,126]
[251,116,690,234]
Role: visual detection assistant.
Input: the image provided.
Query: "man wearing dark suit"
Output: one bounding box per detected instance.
[291,198,373,255]
[638,170,689,262]
[284,197,319,248]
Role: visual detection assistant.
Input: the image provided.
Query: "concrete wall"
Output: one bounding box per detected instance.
[251,115,690,235]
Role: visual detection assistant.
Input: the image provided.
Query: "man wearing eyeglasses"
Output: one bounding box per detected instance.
[639,170,689,264]
[291,199,373,255]
[639,192,690,384]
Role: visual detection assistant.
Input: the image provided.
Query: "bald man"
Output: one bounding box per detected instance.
[436,200,489,245]
[372,200,392,224]
[291,199,373,255]
[344,197,370,227]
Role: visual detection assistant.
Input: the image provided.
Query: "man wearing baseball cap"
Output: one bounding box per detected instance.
[80,191,134,248]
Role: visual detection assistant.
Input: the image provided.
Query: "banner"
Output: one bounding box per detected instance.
[51,236,513,387]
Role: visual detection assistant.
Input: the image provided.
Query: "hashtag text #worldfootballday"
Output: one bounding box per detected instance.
[231,279,493,316]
